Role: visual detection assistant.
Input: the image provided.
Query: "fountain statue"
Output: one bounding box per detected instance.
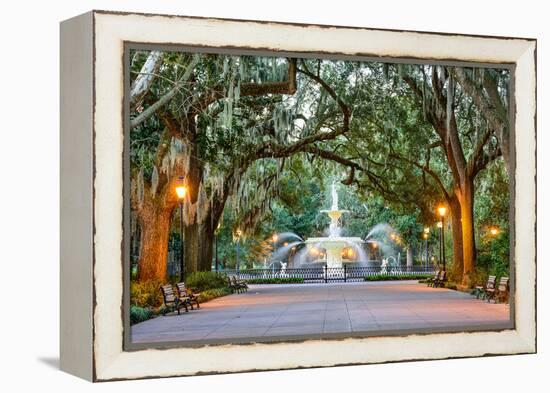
[280,262,287,277]
[380,256,397,274]
[304,183,364,268]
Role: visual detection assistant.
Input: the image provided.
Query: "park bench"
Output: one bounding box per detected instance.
[160,284,189,315]
[474,275,496,300]
[225,275,239,293]
[229,275,248,293]
[432,270,447,288]
[175,282,201,310]
[426,270,441,287]
[487,277,509,303]
[237,275,249,292]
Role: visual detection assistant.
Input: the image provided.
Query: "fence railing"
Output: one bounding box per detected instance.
[132,252,436,283]
[219,265,436,283]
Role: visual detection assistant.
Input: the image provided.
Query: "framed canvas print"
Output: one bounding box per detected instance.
[60,10,537,381]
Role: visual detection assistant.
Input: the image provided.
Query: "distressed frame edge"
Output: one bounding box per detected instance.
[511,41,537,353]
[89,9,537,42]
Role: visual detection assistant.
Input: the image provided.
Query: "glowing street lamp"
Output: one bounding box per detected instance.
[272,234,279,256]
[235,229,242,272]
[175,185,187,200]
[175,178,187,282]
[423,227,430,270]
[488,226,500,262]
[269,234,279,274]
[437,205,447,271]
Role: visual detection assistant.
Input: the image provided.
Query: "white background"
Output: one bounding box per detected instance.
[0,0,546,391]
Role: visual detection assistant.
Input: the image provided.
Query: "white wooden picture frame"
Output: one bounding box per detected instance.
[60,10,536,381]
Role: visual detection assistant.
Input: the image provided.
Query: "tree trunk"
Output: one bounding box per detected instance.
[194,174,233,272]
[449,194,464,280]
[184,222,200,275]
[458,177,476,287]
[406,246,414,268]
[198,223,215,271]
[184,209,215,273]
[137,196,173,282]
[182,121,205,275]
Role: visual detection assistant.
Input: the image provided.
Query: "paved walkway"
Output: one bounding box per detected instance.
[131,281,510,344]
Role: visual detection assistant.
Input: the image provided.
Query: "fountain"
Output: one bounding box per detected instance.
[304,183,365,268]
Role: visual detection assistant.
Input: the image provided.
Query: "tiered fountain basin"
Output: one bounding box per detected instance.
[304,236,365,268]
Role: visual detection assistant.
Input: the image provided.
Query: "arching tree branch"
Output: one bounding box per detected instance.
[131,51,164,105]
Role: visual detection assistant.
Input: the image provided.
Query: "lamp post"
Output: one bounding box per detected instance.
[272,234,278,274]
[235,229,242,273]
[437,221,443,269]
[437,206,447,271]
[175,180,187,282]
[489,226,500,263]
[423,227,430,271]
[214,222,221,272]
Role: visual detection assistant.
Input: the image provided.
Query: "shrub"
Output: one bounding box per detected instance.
[198,287,232,303]
[130,279,164,308]
[364,274,432,282]
[246,277,305,284]
[130,305,153,325]
[185,271,227,291]
[445,267,463,284]
[476,230,510,281]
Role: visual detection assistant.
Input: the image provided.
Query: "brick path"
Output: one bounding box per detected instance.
[131,281,510,344]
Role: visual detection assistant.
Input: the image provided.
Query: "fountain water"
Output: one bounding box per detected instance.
[266,185,399,269]
[364,223,396,261]
[271,240,302,265]
[303,183,365,268]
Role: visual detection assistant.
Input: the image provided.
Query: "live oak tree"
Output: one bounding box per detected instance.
[130,53,355,281]
[450,67,510,173]
[320,62,508,284]
[398,65,507,285]
[130,52,298,281]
